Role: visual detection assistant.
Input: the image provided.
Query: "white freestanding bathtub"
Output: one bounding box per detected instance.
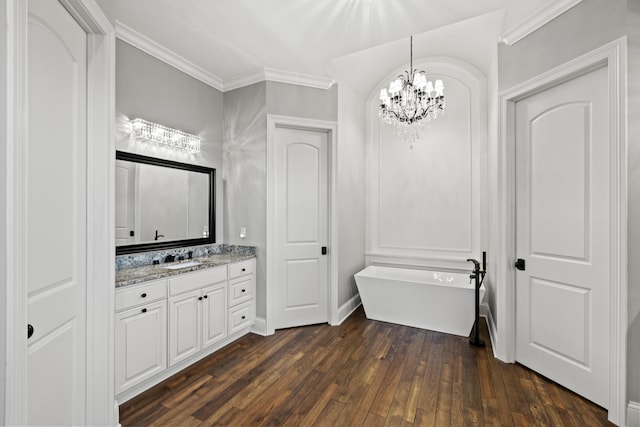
[354,265,485,336]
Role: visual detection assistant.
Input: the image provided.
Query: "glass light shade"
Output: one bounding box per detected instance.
[425,81,434,93]
[130,118,201,154]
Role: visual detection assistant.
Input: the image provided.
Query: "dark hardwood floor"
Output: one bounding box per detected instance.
[120,307,612,426]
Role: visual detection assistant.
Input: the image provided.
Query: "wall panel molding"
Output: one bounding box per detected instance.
[365,57,487,268]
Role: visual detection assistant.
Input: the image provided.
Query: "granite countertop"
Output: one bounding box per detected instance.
[116,253,256,288]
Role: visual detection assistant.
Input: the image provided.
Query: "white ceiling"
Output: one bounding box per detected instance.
[113,0,551,84]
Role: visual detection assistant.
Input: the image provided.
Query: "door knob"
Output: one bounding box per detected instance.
[515,258,526,271]
[321,246,327,255]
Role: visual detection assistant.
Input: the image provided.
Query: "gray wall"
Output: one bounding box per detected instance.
[627,0,640,405]
[486,48,499,328]
[94,0,115,24]
[223,82,268,317]
[224,81,343,318]
[335,83,366,307]
[266,81,337,121]
[0,0,6,421]
[498,0,627,92]
[115,40,224,244]
[498,0,638,405]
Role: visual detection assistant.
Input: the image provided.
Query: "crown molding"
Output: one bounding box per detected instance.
[262,67,335,90]
[223,67,335,92]
[115,21,334,93]
[115,20,224,91]
[499,0,583,45]
[222,69,266,92]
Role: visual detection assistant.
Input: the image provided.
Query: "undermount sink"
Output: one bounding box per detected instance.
[164,261,202,270]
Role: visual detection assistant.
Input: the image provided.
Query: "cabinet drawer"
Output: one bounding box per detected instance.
[115,279,166,312]
[228,301,253,335]
[228,276,253,307]
[228,259,254,280]
[169,265,227,296]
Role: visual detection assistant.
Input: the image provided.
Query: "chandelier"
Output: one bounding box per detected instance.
[379,36,445,147]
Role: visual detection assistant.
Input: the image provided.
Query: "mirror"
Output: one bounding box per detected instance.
[115,151,215,255]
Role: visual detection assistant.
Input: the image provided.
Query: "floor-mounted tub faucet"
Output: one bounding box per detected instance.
[467,251,487,348]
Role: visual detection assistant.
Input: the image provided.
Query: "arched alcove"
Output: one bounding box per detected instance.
[365,57,487,270]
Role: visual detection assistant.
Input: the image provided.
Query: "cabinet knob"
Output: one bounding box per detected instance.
[203,295,208,299]
[241,289,246,293]
[242,268,246,272]
[141,308,147,313]
[141,293,147,298]
[241,315,246,320]
[198,296,203,301]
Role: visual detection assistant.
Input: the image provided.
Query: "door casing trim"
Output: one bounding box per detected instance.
[266,115,338,335]
[496,37,627,425]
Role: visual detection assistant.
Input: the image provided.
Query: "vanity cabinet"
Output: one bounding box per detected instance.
[115,280,167,395]
[168,283,227,366]
[227,259,255,334]
[168,266,227,366]
[115,257,256,402]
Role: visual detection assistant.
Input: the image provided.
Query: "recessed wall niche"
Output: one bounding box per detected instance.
[366,58,487,269]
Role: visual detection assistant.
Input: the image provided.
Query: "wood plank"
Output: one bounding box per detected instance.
[119,311,612,427]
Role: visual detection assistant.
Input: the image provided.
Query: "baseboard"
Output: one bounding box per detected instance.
[114,399,120,427]
[334,293,361,325]
[251,317,268,336]
[628,401,640,427]
[480,302,498,356]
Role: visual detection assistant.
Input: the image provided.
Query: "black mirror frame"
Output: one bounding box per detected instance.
[115,151,215,255]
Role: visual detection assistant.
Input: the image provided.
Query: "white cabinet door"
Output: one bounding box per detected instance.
[115,300,167,395]
[202,284,227,349]
[168,290,202,366]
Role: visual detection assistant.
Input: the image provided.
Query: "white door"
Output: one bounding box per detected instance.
[26,0,88,425]
[115,160,136,245]
[274,127,329,328]
[515,65,610,408]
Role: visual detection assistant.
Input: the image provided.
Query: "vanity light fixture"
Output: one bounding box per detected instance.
[130,118,201,154]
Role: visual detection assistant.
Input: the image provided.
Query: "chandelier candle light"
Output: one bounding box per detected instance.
[130,118,201,154]
[379,36,445,147]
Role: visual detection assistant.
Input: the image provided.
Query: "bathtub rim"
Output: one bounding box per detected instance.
[355,264,480,290]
